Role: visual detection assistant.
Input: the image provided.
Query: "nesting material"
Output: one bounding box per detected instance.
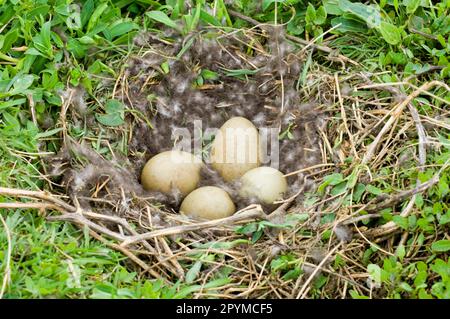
[141,150,203,197]
[39,20,448,299]
[125,27,325,206]
[180,186,236,220]
[46,25,373,298]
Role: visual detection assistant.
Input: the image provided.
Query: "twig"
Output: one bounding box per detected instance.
[335,73,358,159]
[0,202,59,210]
[364,174,439,213]
[88,230,165,281]
[404,65,444,82]
[407,103,427,172]
[296,243,342,299]
[27,94,37,126]
[47,212,126,242]
[341,213,382,225]
[284,163,336,177]
[0,187,75,212]
[158,237,185,280]
[409,28,438,40]
[299,23,342,54]
[398,102,428,246]
[361,81,449,166]
[0,214,12,299]
[120,206,266,247]
[364,163,448,238]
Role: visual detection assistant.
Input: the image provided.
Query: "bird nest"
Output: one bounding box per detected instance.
[3,23,449,299]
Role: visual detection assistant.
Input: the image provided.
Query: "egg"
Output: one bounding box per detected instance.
[180,186,236,220]
[210,117,261,182]
[141,150,203,196]
[239,167,288,204]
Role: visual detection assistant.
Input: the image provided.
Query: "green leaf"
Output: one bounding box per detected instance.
[67,38,87,58]
[196,75,204,86]
[331,181,347,196]
[353,183,366,202]
[314,6,327,25]
[79,35,96,45]
[379,22,401,45]
[221,67,259,78]
[161,61,170,74]
[187,1,201,32]
[24,48,43,57]
[252,228,264,243]
[0,98,26,110]
[367,264,381,283]
[431,240,450,253]
[415,194,424,208]
[2,28,19,52]
[146,11,179,30]
[324,173,344,186]
[366,185,383,195]
[438,178,449,198]
[35,128,63,139]
[321,213,336,224]
[173,278,230,298]
[193,239,249,250]
[282,267,302,280]
[396,244,406,261]
[346,169,359,188]
[323,0,344,15]
[87,3,108,32]
[331,15,369,32]
[305,4,316,24]
[12,75,34,93]
[31,20,53,59]
[185,260,202,284]
[40,21,52,51]
[404,0,421,14]
[199,9,221,26]
[313,274,328,289]
[80,0,95,27]
[338,0,381,28]
[109,22,138,38]
[318,173,344,193]
[201,69,219,81]
[262,0,286,11]
[439,211,450,225]
[287,17,305,35]
[399,282,413,292]
[203,277,231,289]
[392,216,408,230]
[430,259,449,279]
[95,99,125,127]
[350,290,370,299]
[235,222,258,235]
[176,36,195,59]
[87,60,116,76]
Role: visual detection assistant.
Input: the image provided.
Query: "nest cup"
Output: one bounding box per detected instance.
[44,24,402,298]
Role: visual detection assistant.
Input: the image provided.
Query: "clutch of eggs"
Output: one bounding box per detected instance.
[141,117,289,220]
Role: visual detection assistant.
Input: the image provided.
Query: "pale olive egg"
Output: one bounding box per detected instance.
[210,117,261,182]
[141,150,203,196]
[180,186,236,220]
[239,167,288,204]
